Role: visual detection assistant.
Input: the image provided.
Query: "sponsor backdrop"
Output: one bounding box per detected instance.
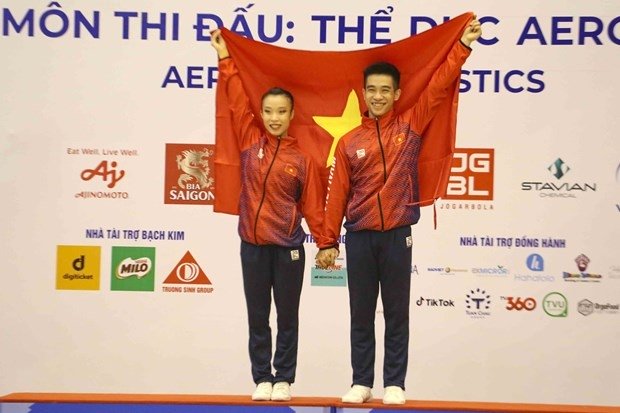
[1,0,619,407]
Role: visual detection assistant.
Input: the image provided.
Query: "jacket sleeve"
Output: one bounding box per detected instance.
[300,157,326,247]
[408,40,471,135]
[319,139,350,249]
[217,57,260,150]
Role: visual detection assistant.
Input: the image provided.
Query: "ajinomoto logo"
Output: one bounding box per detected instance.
[56,245,101,290]
[110,246,156,292]
[162,251,214,294]
[444,148,494,201]
[164,144,215,205]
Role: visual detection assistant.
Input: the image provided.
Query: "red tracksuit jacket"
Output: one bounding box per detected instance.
[320,40,471,249]
[218,57,325,247]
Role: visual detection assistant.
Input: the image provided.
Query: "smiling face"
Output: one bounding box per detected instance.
[260,94,294,137]
[363,74,401,118]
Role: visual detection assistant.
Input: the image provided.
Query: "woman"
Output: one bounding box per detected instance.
[210,29,325,402]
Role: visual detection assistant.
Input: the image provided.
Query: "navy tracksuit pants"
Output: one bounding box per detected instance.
[240,241,305,385]
[345,225,412,389]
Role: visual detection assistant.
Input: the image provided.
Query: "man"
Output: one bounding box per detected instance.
[316,16,482,405]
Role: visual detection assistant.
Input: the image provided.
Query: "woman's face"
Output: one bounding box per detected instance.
[261,94,294,137]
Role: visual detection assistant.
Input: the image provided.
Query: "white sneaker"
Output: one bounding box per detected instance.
[383,386,406,404]
[251,382,273,401]
[271,382,291,401]
[341,384,372,403]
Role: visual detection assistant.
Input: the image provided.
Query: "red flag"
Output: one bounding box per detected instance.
[214,12,473,214]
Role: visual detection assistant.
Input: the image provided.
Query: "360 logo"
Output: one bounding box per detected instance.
[504,296,537,311]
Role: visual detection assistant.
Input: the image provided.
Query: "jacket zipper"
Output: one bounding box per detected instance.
[254,138,281,244]
[375,120,387,231]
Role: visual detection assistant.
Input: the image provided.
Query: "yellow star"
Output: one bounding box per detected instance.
[313,90,362,168]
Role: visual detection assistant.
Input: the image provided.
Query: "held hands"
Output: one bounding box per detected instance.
[315,248,339,269]
[210,29,230,59]
[461,15,482,47]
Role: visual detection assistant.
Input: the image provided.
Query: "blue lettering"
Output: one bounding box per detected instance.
[311,15,335,44]
[338,15,364,44]
[369,15,390,44]
[517,17,546,45]
[551,16,573,45]
[256,14,283,42]
[114,11,138,40]
[2,8,35,36]
[162,66,184,88]
[194,14,223,41]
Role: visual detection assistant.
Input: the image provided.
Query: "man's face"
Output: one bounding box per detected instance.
[261,95,294,137]
[363,74,401,118]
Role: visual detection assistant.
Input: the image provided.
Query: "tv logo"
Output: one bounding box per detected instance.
[444,148,494,200]
[526,253,544,272]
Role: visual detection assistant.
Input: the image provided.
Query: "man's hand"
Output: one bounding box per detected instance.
[315,248,339,269]
[461,15,482,47]
[210,29,230,59]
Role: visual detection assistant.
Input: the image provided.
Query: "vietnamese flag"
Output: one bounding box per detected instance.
[214,12,473,214]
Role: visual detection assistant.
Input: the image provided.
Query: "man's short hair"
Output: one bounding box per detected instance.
[363,62,401,89]
[261,87,294,109]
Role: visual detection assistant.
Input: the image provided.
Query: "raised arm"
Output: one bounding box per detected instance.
[211,29,259,149]
[410,16,482,134]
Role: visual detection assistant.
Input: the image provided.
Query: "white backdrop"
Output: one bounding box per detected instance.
[1,0,619,407]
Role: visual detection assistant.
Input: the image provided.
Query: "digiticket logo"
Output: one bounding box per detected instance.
[162,251,213,294]
[521,158,596,198]
[56,245,101,290]
[164,144,216,205]
[563,253,602,282]
[465,288,491,318]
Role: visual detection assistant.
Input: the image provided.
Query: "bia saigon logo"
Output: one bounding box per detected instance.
[164,144,215,205]
[521,158,596,198]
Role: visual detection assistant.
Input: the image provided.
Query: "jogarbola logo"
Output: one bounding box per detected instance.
[165,144,216,205]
